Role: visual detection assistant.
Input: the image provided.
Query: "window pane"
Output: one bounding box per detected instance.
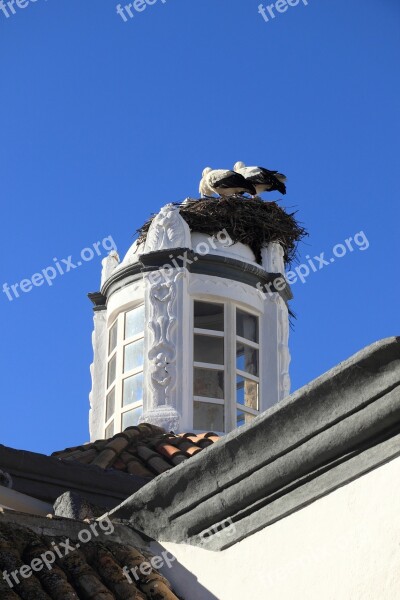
[107,354,117,387]
[194,301,224,331]
[124,339,144,373]
[106,388,115,421]
[123,373,144,406]
[236,342,259,376]
[105,421,114,438]
[194,401,224,432]
[109,321,118,354]
[237,376,259,410]
[122,406,143,430]
[194,368,224,400]
[125,305,145,339]
[194,335,224,365]
[236,309,259,343]
[237,410,256,428]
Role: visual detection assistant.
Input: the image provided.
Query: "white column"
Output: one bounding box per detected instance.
[89,311,108,441]
[141,268,190,432]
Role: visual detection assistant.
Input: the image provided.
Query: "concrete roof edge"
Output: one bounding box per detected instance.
[106,337,400,549]
[0,445,150,509]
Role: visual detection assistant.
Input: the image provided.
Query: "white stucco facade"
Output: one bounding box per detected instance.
[155,456,400,600]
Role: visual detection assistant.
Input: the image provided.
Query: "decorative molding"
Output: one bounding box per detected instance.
[189,275,263,305]
[144,204,192,253]
[139,406,180,433]
[141,271,184,431]
[101,249,292,303]
[88,292,107,312]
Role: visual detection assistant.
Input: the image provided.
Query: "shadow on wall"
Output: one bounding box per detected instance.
[150,541,220,600]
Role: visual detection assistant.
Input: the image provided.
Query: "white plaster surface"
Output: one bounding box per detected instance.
[118,239,145,269]
[89,311,108,441]
[156,457,400,600]
[261,241,285,274]
[101,251,120,288]
[191,232,257,265]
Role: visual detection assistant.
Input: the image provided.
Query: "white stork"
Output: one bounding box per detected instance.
[233,162,287,195]
[199,167,256,198]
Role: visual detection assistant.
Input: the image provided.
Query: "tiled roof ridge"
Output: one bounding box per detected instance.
[52,423,166,458]
[51,426,220,480]
[0,520,181,600]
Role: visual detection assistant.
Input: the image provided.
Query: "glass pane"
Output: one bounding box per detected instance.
[194,335,224,365]
[105,421,114,438]
[107,354,117,387]
[109,320,118,354]
[123,372,144,406]
[194,301,224,331]
[194,368,224,400]
[237,410,256,428]
[125,305,145,339]
[236,309,259,343]
[122,406,143,430]
[194,401,224,432]
[236,342,259,376]
[124,339,144,373]
[106,388,115,421]
[237,376,259,410]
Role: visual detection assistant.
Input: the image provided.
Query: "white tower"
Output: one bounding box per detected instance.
[88,200,293,441]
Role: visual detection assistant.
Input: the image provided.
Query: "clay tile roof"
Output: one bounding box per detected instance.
[52,424,219,480]
[0,521,181,600]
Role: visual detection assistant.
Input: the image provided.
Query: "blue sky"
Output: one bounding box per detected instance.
[0,0,399,454]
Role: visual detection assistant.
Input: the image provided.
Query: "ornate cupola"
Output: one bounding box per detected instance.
[88,198,305,441]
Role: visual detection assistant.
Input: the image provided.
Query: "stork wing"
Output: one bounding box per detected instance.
[243,167,287,194]
[210,170,255,193]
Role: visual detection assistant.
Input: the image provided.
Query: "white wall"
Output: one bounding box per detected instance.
[154,457,400,600]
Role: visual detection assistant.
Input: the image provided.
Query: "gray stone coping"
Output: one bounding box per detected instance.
[95,247,292,305]
[106,337,400,550]
[0,445,150,510]
[0,510,147,549]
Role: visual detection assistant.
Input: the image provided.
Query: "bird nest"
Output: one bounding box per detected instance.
[137,196,307,265]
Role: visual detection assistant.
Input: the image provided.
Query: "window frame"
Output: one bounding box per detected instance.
[192,299,261,434]
[104,304,145,437]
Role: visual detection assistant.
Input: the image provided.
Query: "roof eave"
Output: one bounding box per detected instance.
[106,337,400,550]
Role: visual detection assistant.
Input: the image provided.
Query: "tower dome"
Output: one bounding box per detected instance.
[88,198,306,440]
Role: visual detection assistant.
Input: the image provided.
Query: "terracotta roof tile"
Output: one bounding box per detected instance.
[0,521,181,600]
[155,443,187,464]
[52,424,219,481]
[173,439,203,457]
[119,452,155,478]
[136,446,172,475]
